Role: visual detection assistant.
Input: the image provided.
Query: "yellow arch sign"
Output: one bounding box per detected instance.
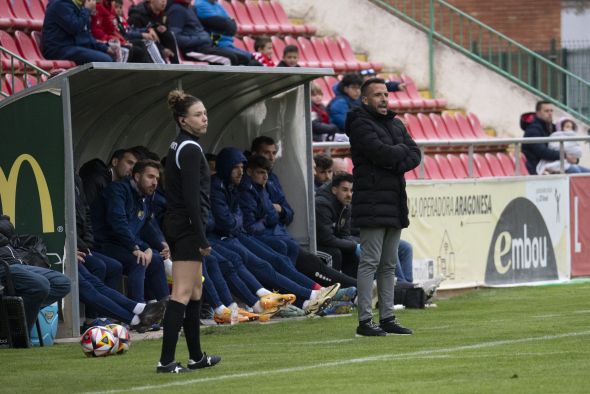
[0,154,55,233]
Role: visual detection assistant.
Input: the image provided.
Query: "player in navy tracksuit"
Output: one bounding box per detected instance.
[209,147,339,314]
[239,155,357,289]
[92,162,169,303]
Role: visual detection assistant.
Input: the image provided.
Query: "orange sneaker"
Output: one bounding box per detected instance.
[260,293,296,311]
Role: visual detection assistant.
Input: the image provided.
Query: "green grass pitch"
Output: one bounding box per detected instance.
[2,282,590,393]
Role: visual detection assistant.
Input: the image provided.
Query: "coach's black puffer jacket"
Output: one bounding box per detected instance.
[345,104,421,229]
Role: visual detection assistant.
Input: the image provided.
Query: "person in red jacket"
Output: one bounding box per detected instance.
[91,0,151,62]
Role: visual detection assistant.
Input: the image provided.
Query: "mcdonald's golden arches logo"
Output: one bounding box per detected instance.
[0,154,55,233]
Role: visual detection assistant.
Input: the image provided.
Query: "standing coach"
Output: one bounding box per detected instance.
[346,78,421,337]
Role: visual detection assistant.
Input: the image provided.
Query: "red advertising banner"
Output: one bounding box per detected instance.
[570,176,590,276]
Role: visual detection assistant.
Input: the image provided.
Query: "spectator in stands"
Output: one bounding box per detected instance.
[311,83,338,142]
[276,45,300,67]
[91,0,153,63]
[127,0,179,63]
[195,0,258,65]
[76,250,166,332]
[239,155,357,289]
[328,73,363,133]
[42,0,116,65]
[346,77,421,336]
[92,160,170,303]
[250,136,293,227]
[209,147,338,315]
[359,68,406,92]
[252,36,275,67]
[80,148,139,207]
[536,116,589,174]
[0,215,71,335]
[166,0,243,65]
[313,153,333,191]
[523,101,573,175]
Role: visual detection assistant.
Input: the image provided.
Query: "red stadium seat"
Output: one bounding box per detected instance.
[232,0,267,34]
[270,0,308,35]
[270,35,285,64]
[402,74,446,110]
[484,153,506,176]
[466,112,489,139]
[311,37,345,71]
[442,112,469,139]
[424,155,443,179]
[23,0,45,26]
[460,153,480,177]
[245,0,279,34]
[298,36,331,68]
[417,113,442,140]
[259,0,293,34]
[324,36,359,71]
[14,30,56,69]
[428,113,452,140]
[242,35,255,53]
[455,112,479,139]
[224,0,254,34]
[473,153,493,177]
[11,0,42,29]
[30,31,76,69]
[518,153,529,175]
[434,154,456,179]
[0,30,25,70]
[336,36,371,70]
[447,154,469,178]
[0,0,31,30]
[403,113,427,140]
[3,73,25,94]
[496,152,516,176]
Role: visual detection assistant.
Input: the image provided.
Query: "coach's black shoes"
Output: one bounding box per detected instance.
[188,353,222,370]
[156,361,192,374]
[356,319,387,337]
[379,317,413,335]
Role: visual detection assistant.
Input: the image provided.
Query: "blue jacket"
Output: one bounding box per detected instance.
[42,0,108,58]
[522,116,559,175]
[93,178,164,252]
[209,148,248,238]
[328,90,361,132]
[266,172,294,226]
[195,0,233,48]
[167,2,212,51]
[239,175,288,236]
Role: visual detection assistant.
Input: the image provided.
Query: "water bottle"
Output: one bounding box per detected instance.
[230,304,239,326]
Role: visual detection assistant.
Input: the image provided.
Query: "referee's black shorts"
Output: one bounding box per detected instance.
[163,214,203,261]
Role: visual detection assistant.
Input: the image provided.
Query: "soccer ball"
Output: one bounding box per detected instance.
[105,324,131,354]
[80,326,118,357]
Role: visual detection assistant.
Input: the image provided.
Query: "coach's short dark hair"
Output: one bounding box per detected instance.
[361,77,386,98]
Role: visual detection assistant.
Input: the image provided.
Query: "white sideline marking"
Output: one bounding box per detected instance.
[86,330,590,394]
